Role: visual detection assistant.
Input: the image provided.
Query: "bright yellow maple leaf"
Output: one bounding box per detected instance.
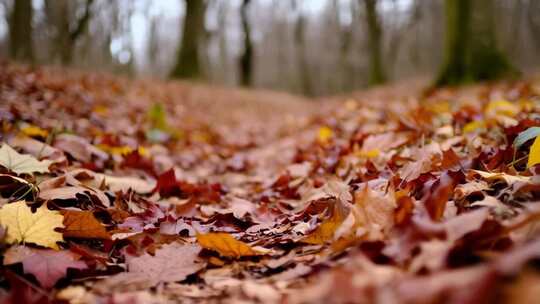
[0,201,64,250]
[196,232,260,258]
[527,136,540,168]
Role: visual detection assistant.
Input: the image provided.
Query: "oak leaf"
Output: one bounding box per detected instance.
[62,210,110,239]
[0,201,64,249]
[0,143,52,175]
[3,246,86,288]
[196,232,260,257]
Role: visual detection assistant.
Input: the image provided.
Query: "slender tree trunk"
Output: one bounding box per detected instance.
[239,0,253,86]
[9,0,33,62]
[436,0,516,86]
[364,0,386,85]
[295,12,313,96]
[170,0,206,79]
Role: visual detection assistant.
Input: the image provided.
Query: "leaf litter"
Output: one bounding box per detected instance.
[1,65,540,302]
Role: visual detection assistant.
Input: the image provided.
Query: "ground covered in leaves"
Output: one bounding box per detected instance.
[1,63,540,303]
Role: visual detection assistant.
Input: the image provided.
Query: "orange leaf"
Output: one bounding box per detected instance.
[196,232,260,258]
[303,201,347,245]
[62,210,110,239]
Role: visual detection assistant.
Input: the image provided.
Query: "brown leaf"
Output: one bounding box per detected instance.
[61,210,110,239]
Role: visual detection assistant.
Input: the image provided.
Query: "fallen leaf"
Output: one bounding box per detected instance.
[4,246,86,288]
[352,186,396,240]
[98,243,203,289]
[196,232,261,257]
[0,143,52,175]
[527,135,540,168]
[0,201,64,249]
[303,201,348,244]
[61,210,110,239]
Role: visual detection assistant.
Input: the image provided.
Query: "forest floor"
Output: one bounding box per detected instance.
[1,62,540,303]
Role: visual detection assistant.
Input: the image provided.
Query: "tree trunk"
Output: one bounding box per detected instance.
[364,0,386,85]
[170,0,206,79]
[295,11,313,96]
[239,0,253,86]
[435,0,516,86]
[45,0,94,65]
[9,0,33,62]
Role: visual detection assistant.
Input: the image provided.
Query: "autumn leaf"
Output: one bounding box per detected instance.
[97,243,203,289]
[62,210,110,239]
[317,126,333,144]
[20,124,49,139]
[196,232,261,257]
[4,246,86,288]
[0,143,52,175]
[527,135,540,168]
[352,186,396,240]
[303,201,348,245]
[0,201,64,250]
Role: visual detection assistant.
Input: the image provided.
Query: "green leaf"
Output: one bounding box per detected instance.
[513,127,540,149]
[147,103,168,131]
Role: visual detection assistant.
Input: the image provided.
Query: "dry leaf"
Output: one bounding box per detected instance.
[303,201,348,244]
[0,201,64,249]
[62,210,110,239]
[0,143,52,175]
[196,232,261,257]
[4,246,86,288]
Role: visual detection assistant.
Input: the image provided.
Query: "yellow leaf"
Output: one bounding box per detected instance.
[485,100,518,117]
[20,124,49,138]
[303,202,347,245]
[96,144,133,156]
[356,149,380,158]
[196,232,260,258]
[527,136,540,168]
[0,143,52,175]
[317,126,333,143]
[0,201,64,250]
[463,120,486,133]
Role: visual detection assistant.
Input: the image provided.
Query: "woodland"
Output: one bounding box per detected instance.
[1,0,540,303]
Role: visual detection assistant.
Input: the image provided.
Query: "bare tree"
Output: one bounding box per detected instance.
[9,0,33,62]
[363,0,386,85]
[436,0,517,86]
[170,0,207,79]
[239,0,253,86]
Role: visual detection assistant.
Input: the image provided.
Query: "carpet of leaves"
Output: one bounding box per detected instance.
[2,63,540,303]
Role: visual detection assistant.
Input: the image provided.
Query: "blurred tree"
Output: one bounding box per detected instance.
[8,0,33,62]
[436,0,516,86]
[293,0,313,96]
[170,0,207,79]
[239,0,253,86]
[363,0,386,85]
[45,0,94,65]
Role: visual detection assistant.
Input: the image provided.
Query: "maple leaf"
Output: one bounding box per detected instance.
[196,232,261,258]
[3,246,87,288]
[62,210,110,239]
[98,243,203,289]
[0,143,52,175]
[0,201,64,250]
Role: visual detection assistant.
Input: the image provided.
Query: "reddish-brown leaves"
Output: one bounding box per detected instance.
[61,210,110,239]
